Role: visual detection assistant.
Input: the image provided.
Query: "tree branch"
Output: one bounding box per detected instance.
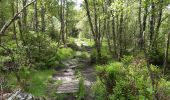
[0,0,36,35]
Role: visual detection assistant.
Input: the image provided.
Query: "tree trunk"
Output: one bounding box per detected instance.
[153,0,163,48]
[60,0,66,46]
[84,0,101,61]
[138,0,143,49]
[141,0,148,50]
[106,20,112,53]
[93,0,101,61]
[149,0,155,49]
[34,0,38,32]
[22,0,27,31]
[65,0,68,40]
[119,10,124,60]
[11,0,19,47]
[112,16,117,57]
[116,14,120,60]
[164,31,170,74]
[41,2,46,33]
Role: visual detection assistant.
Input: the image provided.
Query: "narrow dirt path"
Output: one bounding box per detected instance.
[47,39,96,99]
[47,57,96,99]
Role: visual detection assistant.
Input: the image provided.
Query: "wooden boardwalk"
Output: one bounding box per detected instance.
[53,59,80,94]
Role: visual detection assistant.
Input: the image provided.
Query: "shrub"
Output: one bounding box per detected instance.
[16,31,59,69]
[56,47,75,61]
[95,62,125,97]
[77,72,85,100]
[92,78,107,100]
[149,49,164,66]
[93,59,170,100]
[121,55,134,66]
[75,51,90,60]
[67,38,80,50]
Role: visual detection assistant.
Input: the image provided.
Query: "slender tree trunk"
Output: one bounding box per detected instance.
[143,1,157,99]
[65,0,68,40]
[84,0,95,37]
[119,10,124,60]
[93,0,101,61]
[60,0,66,46]
[164,31,170,74]
[142,1,148,50]
[106,20,112,53]
[41,2,46,33]
[116,14,120,60]
[84,0,101,61]
[34,0,38,32]
[11,0,19,47]
[153,0,163,48]
[34,0,41,60]
[149,0,155,49]
[138,0,143,48]
[22,0,27,31]
[110,6,117,57]
[112,16,117,57]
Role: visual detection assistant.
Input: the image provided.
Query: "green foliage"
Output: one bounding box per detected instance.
[92,78,107,100]
[157,78,170,99]
[80,38,94,47]
[56,47,75,61]
[100,40,113,62]
[1,73,18,92]
[23,31,58,69]
[149,49,164,66]
[75,51,90,60]
[26,69,55,96]
[121,55,134,66]
[91,49,97,63]
[93,59,170,100]
[110,0,132,16]
[67,38,80,50]
[1,69,54,97]
[16,67,32,90]
[77,72,85,100]
[91,42,112,63]
[106,62,123,75]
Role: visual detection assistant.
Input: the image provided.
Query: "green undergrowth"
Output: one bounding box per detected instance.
[26,69,55,96]
[56,47,75,61]
[3,69,55,97]
[93,56,170,100]
[2,73,18,92]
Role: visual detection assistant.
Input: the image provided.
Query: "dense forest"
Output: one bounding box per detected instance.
[0,0,170,100]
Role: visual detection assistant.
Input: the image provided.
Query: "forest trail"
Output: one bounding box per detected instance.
[47,39,96,99]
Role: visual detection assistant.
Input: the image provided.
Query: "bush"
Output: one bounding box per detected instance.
[149,49,164,66]
[67,38,80,51]
[20,31,59,69]
[95,62,125,98]
[75,51,90,60]
[92,78,107,100]
[77,72,85,100]
[93,59,170,100]
[56,47,75,61]
[121,55,134,66]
